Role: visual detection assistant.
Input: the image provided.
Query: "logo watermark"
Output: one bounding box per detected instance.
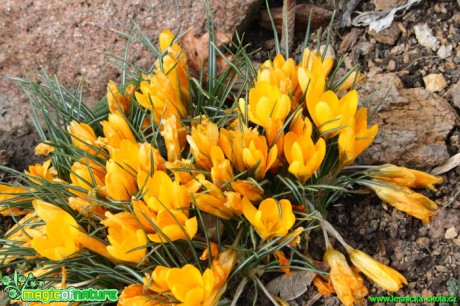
[1,270,118,303]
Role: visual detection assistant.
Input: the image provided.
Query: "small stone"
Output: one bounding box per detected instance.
[454,238,460,246]
[344,57,353,70]
[414,23,440,51]
[437,45,453,59]
[416,237,430,249]
[403,54,410,64]
[435,265,449,273]
[391,44,405,55]
[357,41,375,55]
[445,62,456,70]
[423,74,447,92]
[445,227,459,239]
[387,60,396,71]
[368,23,401,45]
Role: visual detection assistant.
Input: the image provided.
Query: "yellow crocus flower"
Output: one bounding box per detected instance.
[310,90,358,138]
[102,211,148,263]
[368,181,438,222]
[107,80,134,115]
[230,179,264,202]
[371,165,443,191]
[348,248,407,292]
[161,115,183,162]
[323,247,368,306]
[338,108,378,166]
[284,117,326,183]
[242,197,295,240]
[118,284,160,306]
[210,146,234,187]
[258,54,302,105]
[219,126,259,173]
[243,135,278,180]
[100,113,136,149]
[194,179,243,219]
[34,142,54,156]
[24,159,58,184]
[337,71,364,93]
[298,53,327,110]
[187,116,219,170]
[137,170,190,213]
[166,264,215,305]
[299,48,334,76]
[68,197,106,219]
[138,142,166,173]
[238,82,291,128]
[31,200,111,261]
[148,209,197,243]
[69,158,106,197]
[67,121,98,154]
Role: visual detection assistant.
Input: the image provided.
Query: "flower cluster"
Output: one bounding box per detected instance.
[0,28,443,306]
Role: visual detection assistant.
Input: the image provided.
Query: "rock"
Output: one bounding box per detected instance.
[0,0,261,110]
[368,23,401,45]
[448,80,460,108]
[374,0,405,11]
[435,265,449,273]
[387,60,396,71]
[357,73,456,168]
[414,23,440,51]
[339,28,363,53]
[429,208,460,239]
[423,74,448,92]
[356,41,375,56]
[445,227,459,240]
[437,45,453,59]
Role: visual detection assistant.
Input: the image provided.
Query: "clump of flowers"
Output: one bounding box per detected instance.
[0,24,442,306]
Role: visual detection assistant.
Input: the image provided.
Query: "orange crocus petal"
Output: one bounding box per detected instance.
[372,165,443,191]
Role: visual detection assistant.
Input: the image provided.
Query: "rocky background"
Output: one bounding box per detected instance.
[1,0,459,304]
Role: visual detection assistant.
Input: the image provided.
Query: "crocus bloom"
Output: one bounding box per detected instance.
[187,116,220,170]
[68,197,106,219]
[137,170,190,213]
[161,115,184,162]
[100,113,136,149]
[132,199,157,233]
[368,182,438,222]
[194,180,243,219]
[338,108,378,166]
[298,54,327,110]
[24,159,58,184]
[243,135,278,180]
[371,165,443,191]
[69,158,106,197]
[309,90,358,138]
[323,247,368,306]
[238,82,291,128]
[242,197,295,240]
[284,117,326,183]
[299,48,334,77]
[30,200,81,261]
[107,80,134,115]
[166,264,215,305]
[147,209,197,243]
[258,54,301,105]
[337,71,364,93]
[230,179,264,202]
[102,211,148,263]
[210,146,234,187]
[31,200,114,262]
[144,265,170,294]
[118,285,159,306]
[34,142,54,156]
[219,126,259,173]
[67,121,98,154]
[138,142,166,173]
[348,248,407,292]
[105,160,138,201]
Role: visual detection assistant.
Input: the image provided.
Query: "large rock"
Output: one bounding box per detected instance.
[0,0,260,170]
[357,73,457,168]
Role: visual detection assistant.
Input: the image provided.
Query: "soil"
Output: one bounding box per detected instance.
[1,0,459,305]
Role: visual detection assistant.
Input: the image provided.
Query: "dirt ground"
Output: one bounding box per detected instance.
[1,0,459,305]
